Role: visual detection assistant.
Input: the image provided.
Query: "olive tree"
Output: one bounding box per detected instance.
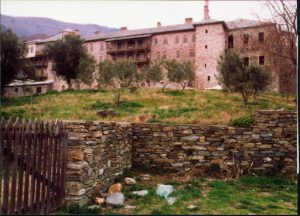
[44,34,96,89]
[217,51,270,106]
[98,60,142,106]
[1,29,27,94]
[142,59,163,87]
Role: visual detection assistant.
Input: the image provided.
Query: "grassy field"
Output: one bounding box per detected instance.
[1,88,296,125]
[53,173,297,215]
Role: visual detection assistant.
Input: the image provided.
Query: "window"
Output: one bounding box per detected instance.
[30,46,34,53]
[100,43,104,51]
[228,35,234,48]
[205,29,208,33]
[259,56,265,65]
[192,34,196,42]
[243,34,249,45]
[163,38,168,44]
[189,49,195,57]
[15,88,18,92]
[90,43,93,52]
[36,87,42,94]
[205,64,207,68]
[258,32,264,42]
[243,57,249,66]
[175,36,179,44]
[163,51,167,58]
[176,50,180,58]
[183,35,188,43]
[154,38,158,44]
[205,45,207,49]
[207,76,210,81]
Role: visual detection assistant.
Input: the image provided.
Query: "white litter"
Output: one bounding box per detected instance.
[156,184,173,199]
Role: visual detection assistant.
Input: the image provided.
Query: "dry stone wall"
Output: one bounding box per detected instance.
[64,111,296,205]
[65,121,132,205]
[132,111,296,176]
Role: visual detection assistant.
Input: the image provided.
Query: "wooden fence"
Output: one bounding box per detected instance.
[0,118,68,214]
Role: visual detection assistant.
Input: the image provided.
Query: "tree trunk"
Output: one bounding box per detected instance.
[253,92,257,104]
[162,84,167,92]
[241,91,248,107]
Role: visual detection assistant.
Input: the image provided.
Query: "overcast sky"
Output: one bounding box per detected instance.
[1,0,296,29]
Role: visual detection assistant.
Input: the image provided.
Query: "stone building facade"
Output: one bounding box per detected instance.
[22,0,285,93]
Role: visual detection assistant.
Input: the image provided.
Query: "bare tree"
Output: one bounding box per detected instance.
[254,0,297,102]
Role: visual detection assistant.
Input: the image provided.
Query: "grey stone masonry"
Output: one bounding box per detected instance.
[64,111,296,205]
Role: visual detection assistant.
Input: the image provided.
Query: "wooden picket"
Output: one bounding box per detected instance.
[0,118,68,214]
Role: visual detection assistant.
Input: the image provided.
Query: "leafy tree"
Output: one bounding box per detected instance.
[165,60,195,90]
[0,29,27,94]
[75,55,96,89]
[217,51,270,106]
[180,61,195,89]
[216,51,244,92]
[44,34,95,89]
[247,64,271,104]
[142,60,163,87]
[98,60,142,106]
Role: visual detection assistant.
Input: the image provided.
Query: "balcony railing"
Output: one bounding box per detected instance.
[107,41,151,53]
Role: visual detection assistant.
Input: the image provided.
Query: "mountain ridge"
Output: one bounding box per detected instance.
[0,14,117,38]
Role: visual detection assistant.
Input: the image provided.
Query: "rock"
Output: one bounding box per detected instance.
[125,205,136,209]
[97,109,117,117]
[68,149,84,161]
[108,183,122,194]
[141,174,150,181]
[187,204,197,210]
[106,192,124,206]
[182,135,199,142]
[95,197,105,205]
[88,205,101,210]
[132,190,148,196]
[124,177,136,185]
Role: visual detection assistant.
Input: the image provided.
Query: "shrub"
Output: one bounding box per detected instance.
[91,101,111,109]
[230,115,253,127]
[164,90,185,96]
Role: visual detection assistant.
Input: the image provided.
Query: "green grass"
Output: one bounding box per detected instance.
[1,88,295,125]
[54,174,296,215]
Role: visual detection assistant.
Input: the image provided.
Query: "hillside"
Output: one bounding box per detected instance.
[0,14,117,37]
[1,89,295,125]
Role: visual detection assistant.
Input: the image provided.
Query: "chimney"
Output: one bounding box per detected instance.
[74,29,80,35]
[94,31,101,35]
[120,26,128,31]
[185,18,193,24]
[157,22,161,27]
[204,0,210,20]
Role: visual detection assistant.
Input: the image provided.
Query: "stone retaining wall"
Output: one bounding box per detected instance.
[132,111,296,176]
[65,121,132,205]
[64,111,297,205]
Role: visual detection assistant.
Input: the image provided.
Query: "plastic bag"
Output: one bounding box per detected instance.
[166,197,176,205]
[156,184,173,199]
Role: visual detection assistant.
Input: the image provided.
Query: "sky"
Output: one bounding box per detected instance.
[0,0,296,29]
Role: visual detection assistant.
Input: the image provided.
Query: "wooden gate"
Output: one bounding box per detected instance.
[0,118,68,214]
